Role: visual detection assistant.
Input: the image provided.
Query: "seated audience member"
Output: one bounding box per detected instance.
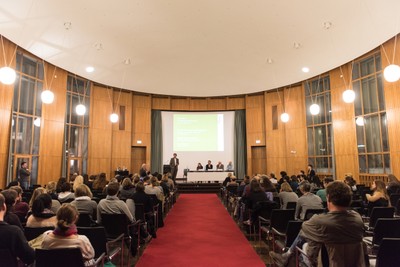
[119,178,136,200]
[0,189,23,230]
[160,174,171,196]
[6,180,19,189]
[41,204,95,264]
[145,177,164,202]
[56,177,67,193]
[223,173,233,187]
[196,163,203,171]
[242,175,261,197]
[270,181,366,267]
[132,182,156,237]
[261,175,278,201]
[92,173,108,192]
[216,161,224,170]
[269,173,278,184]
[46,181,58,200]
[167,173,175,190]
[0,194,35,265]
[205,160,213,171]
[26,194,57,228]
[289,175,299,192]
[97,182,152,242]
[142,176,151,185]
[226,161,233,171]
[10,185,29,223]
[227,176,238,186]
[344,174,357,192]
[387,174,400,195]
[139,164,148,178]
[316,177,334,202]
[226,176,239,194]
[295,182,323,220]
[58,182,75,203]
[71,184,97,221]
[242,179,269,224]
[279,182,299,209]
[237,175,250,196]
[73,175,84,192]
[29,187,60,214]
[366,180,390,216]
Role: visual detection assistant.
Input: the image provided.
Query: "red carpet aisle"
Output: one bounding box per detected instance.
[135,194,264,267]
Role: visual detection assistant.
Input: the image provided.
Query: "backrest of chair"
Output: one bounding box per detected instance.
[270,209,295,233]
[226,185,238,195]
[324,242,366,267]
[35,248,84,267]
[76,213,94,227]
[273,197,281,209]
[135,203,146,221]
[0,249,18,267]
[375,238,400,267]
[396,199,400,215]
[24,226,54,241]
[77,226,107,259]
[100,213,129,238]
[369,207,395,228]
[389,194,400,208]
[285,220,303,247]
[372,218,400,246]
[256,201,279,220]
[304,208,325,221]
[286,201,297,210]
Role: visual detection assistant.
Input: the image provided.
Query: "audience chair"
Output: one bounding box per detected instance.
[258,209,295,246]
[24,226,54,241]
[286,201,297,210]
[364,207,395,230]
[77,226,122,264]
[370,238,400,267]
[100,213,141,266]
[273,197,281,209]
[0,249,18,267]
[364,218,400,254]
[396,199,400,216]
[389,194,400,209]
[303,208,325,221]
[76,213,96,227]
[35,247,105,267]
[272,220,303,252]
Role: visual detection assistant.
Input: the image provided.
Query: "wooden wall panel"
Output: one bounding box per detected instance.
[207,98,226,110]
[227,97,245,110]
[171,98,190,110]
[251,146,266,175]
[152,97,171,110]
[88,86,113,178]
[329,66,359,181]
[190,98,208,110]
[38,65,67,185]
[132,94,152,166]
[381,37,400,177]
[131,147,146,175]
[0,38,16,188]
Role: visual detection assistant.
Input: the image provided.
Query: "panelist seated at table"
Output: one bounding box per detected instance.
[205,160,213,171]
[216,161,224,171]
[226,161,233,171]
[196,163,203,171]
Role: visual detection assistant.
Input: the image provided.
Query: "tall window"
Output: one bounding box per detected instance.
[305,76,333,174]
[64,75,90,179]
[353,53,390,174]
[9,52,44,185]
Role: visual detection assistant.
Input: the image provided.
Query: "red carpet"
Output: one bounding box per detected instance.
[135,194,264,267]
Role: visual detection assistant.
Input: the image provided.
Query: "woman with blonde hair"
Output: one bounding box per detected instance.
[278,181,299,209]
[366,180,390,216]
[73,175,84,192]
[29,187,61,214]
[41,204,95,263]
[70,184,97,221]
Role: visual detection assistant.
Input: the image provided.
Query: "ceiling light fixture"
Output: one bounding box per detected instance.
[41,61,57,104]
[302,67,310,73]
[266,58,273,64]
[323,22,332,30]
[85,66,94,73]
[306,76,321,115]
[293,42,301,49]
[0,35,17,85]
[382,34,400,82]
[340,61,356,103]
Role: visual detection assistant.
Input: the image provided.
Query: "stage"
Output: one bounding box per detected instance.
[185,170,232,183]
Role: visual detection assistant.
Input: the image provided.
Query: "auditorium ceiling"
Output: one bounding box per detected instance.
[0,1,399,97]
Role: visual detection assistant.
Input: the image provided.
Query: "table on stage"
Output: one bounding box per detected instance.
[186,171,233,182]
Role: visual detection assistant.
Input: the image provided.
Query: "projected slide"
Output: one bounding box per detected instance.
[173,114,224,151]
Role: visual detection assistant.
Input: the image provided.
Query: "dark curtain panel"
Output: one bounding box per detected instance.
[234,110,247,180]
[151,110,163,174]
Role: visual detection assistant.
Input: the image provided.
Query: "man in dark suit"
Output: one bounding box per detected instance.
[18,161,30,190]
[205,160,213,171]
[169,153,179,183]
[216,161,224,170]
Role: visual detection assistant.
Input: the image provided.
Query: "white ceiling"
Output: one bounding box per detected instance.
[0,0,399,97]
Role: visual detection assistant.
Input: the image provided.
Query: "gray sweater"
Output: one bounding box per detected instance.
[295,193,323,220]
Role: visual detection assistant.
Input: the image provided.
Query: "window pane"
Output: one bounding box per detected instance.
[359,155,367,173]
[83,98,90,126]
[11,115,17,153]
[16,116,33,154]
[305,96,313,125]
[356,121,366,153]
[316,157,329,173]
[66,94,72,123]
[36,81,42,116]
[69,159,80,176]
[37,62,44,80]
[360,57,375,77]
[362,77,378,114]
[83,128,88,158]
[327,125,332,154]
[323,76,330,91]
[71,95,82,125]
[368,154,383,174]
[22,56,37,77]
[381,113,389,151]
[314,126,327,155]
[13,76,20,112]
[31,156,38,185]
[69,126,82,157]
[325,93,331,122]
[313,95,326,124]
[352,62,360,80]
[375,54,382,72]
[32,118,40,155]
[384,154,391,173]
[377,74,385,111]
[353,81,362,116]
[307,128,314,156]
[312,79,323,94]
[19,77,36,114]
[365,115,382,152]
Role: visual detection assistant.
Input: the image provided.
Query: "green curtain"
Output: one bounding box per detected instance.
[151,110,163,174]
[234,110,247,180]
